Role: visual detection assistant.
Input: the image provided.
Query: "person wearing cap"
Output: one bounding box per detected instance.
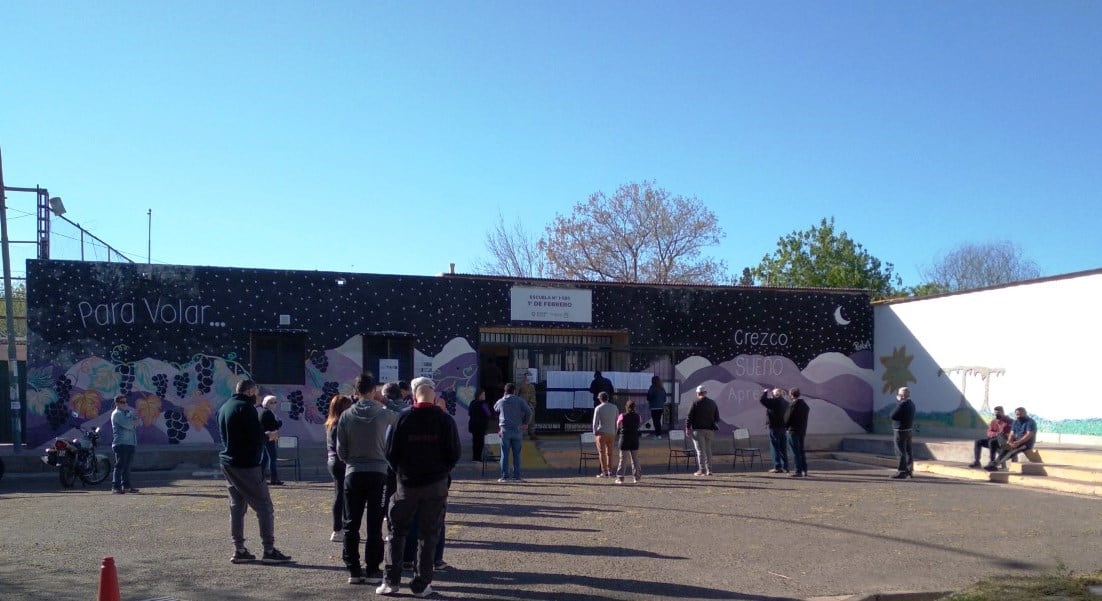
[785,388,810,477]
[110,394,140,494]
[685,385,721,476]
[760,388,790,473]
[259,395,284,485]
[378,377,461,597]
[337,373,399,585]
[969,406,1013,468]
[494,382,533,482]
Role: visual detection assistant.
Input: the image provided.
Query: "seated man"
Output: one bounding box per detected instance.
[969,406,1013,468]
[985,407,1037,471]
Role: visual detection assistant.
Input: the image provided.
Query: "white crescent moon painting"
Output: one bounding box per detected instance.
[833,306,851,326]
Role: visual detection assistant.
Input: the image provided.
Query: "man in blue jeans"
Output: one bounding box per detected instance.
[493,383,532,483]
[110,395,140,494]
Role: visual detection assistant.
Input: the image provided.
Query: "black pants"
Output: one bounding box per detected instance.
[384,478,449,593]
[973,438,1001,464]
[342,471,387,576]
[328,461,346,532]
[471,429,485,461]
[650,409,664,437]
[894,429,913,474]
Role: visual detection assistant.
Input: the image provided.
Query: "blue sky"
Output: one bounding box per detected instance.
[2,1,1099,287]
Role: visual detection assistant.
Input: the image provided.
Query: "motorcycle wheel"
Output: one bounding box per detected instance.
[82,456,112,485]
[59,463,77,488]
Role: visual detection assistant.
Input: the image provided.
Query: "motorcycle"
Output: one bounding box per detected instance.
[42,417,112,488]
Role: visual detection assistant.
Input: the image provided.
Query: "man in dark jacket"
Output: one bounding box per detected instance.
[377,377,461,598]
[760,388,790,473]
[589,370,615,407]
[217,379,292,564]
[784,388,810,478]
[890,386,916,479]
[685,385,720,476]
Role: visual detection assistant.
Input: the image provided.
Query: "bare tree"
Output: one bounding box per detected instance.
[473,213,550,278]
[921,241,1041,292]
[541,181,727,284]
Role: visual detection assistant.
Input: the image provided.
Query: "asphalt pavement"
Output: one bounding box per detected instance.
[1,457,1100,601]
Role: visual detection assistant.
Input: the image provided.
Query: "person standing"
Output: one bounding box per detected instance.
[217,379,292,564]
[969,406,1013,468]
[615,400,642,484]
[493,383,532,482]
[760,388,790,473]
[987,407,1038,471]
[592,391,620,478]
[325,395,353,543]
[467,388,491,462]
[646,376,666,438]
[110,395,140,494]
[785,388,810,478]
[890,387,916,479]
[686,385,720,476]
[377,377,461,598]
[337,373,399,585]
[259,395,284,485]
[381,382,408,412]
[589,370,615,407]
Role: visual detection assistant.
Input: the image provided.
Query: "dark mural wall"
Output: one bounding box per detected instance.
[25,260,874,447]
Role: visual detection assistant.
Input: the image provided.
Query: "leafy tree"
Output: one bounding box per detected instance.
[920,241,1041,292]
[0,283,27,340]
[748,217,901,297]
[474,213,549,279]
[541,181,727,284]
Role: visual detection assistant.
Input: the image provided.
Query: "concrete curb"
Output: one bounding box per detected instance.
[805,592,950,601]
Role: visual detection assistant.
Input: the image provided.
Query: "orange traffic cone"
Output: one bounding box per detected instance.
[98,556,121,601]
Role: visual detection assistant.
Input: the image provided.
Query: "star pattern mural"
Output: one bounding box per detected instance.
[23,260,874,446]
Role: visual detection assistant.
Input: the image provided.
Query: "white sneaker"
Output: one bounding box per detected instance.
[632,475,639,483]
[615,476,624,484]
[330,530,343,542]
[596,473,606,478]
[376,582,399,595]
[413,584,435,598]
[694,470,705,476]
[497,477,508,483]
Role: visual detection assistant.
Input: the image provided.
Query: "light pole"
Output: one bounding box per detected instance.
[0,145,24,452]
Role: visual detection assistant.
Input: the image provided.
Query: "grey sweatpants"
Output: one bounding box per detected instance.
[691,430,715,473]
[222,465,276,552]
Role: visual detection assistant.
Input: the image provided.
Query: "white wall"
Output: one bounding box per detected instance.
[874,270,1102,439]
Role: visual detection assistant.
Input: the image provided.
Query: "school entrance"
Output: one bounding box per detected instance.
[476,327,695,433]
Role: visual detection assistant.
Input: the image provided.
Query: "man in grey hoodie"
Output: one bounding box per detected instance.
[337,373,399,585]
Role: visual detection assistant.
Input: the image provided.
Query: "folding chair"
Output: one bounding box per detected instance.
[481,433,502,477]
[579,432,600,474]
[275,435,301,481]
[667,430,694,472]
[732,428,762,470]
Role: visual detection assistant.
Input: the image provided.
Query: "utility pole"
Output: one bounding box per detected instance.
[0,145,24,452]
[147,208,152,265]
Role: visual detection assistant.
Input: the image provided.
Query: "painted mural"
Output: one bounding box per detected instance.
[23,260,874,447]
[872,270,1102,442]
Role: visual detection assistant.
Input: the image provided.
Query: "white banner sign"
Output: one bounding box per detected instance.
[510,287,592,323]
[379,358,400,382]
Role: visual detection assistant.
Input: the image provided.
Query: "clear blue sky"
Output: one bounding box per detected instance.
[3,1,1099,287]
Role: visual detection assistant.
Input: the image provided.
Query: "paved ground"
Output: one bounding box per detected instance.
[1,454,1100,601]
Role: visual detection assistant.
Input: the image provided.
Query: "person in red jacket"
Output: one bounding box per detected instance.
[969,406,1013,468]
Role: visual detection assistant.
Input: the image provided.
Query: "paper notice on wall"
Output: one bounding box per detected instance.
[415,356,434,379]
[379,358,399,382]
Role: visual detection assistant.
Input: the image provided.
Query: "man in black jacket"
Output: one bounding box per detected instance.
[890,387,916,479]
[685,385,720,476]
[217,379,292,564]
[760,388,790,473]
[377,377,461,598]
[784,388,810,478]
